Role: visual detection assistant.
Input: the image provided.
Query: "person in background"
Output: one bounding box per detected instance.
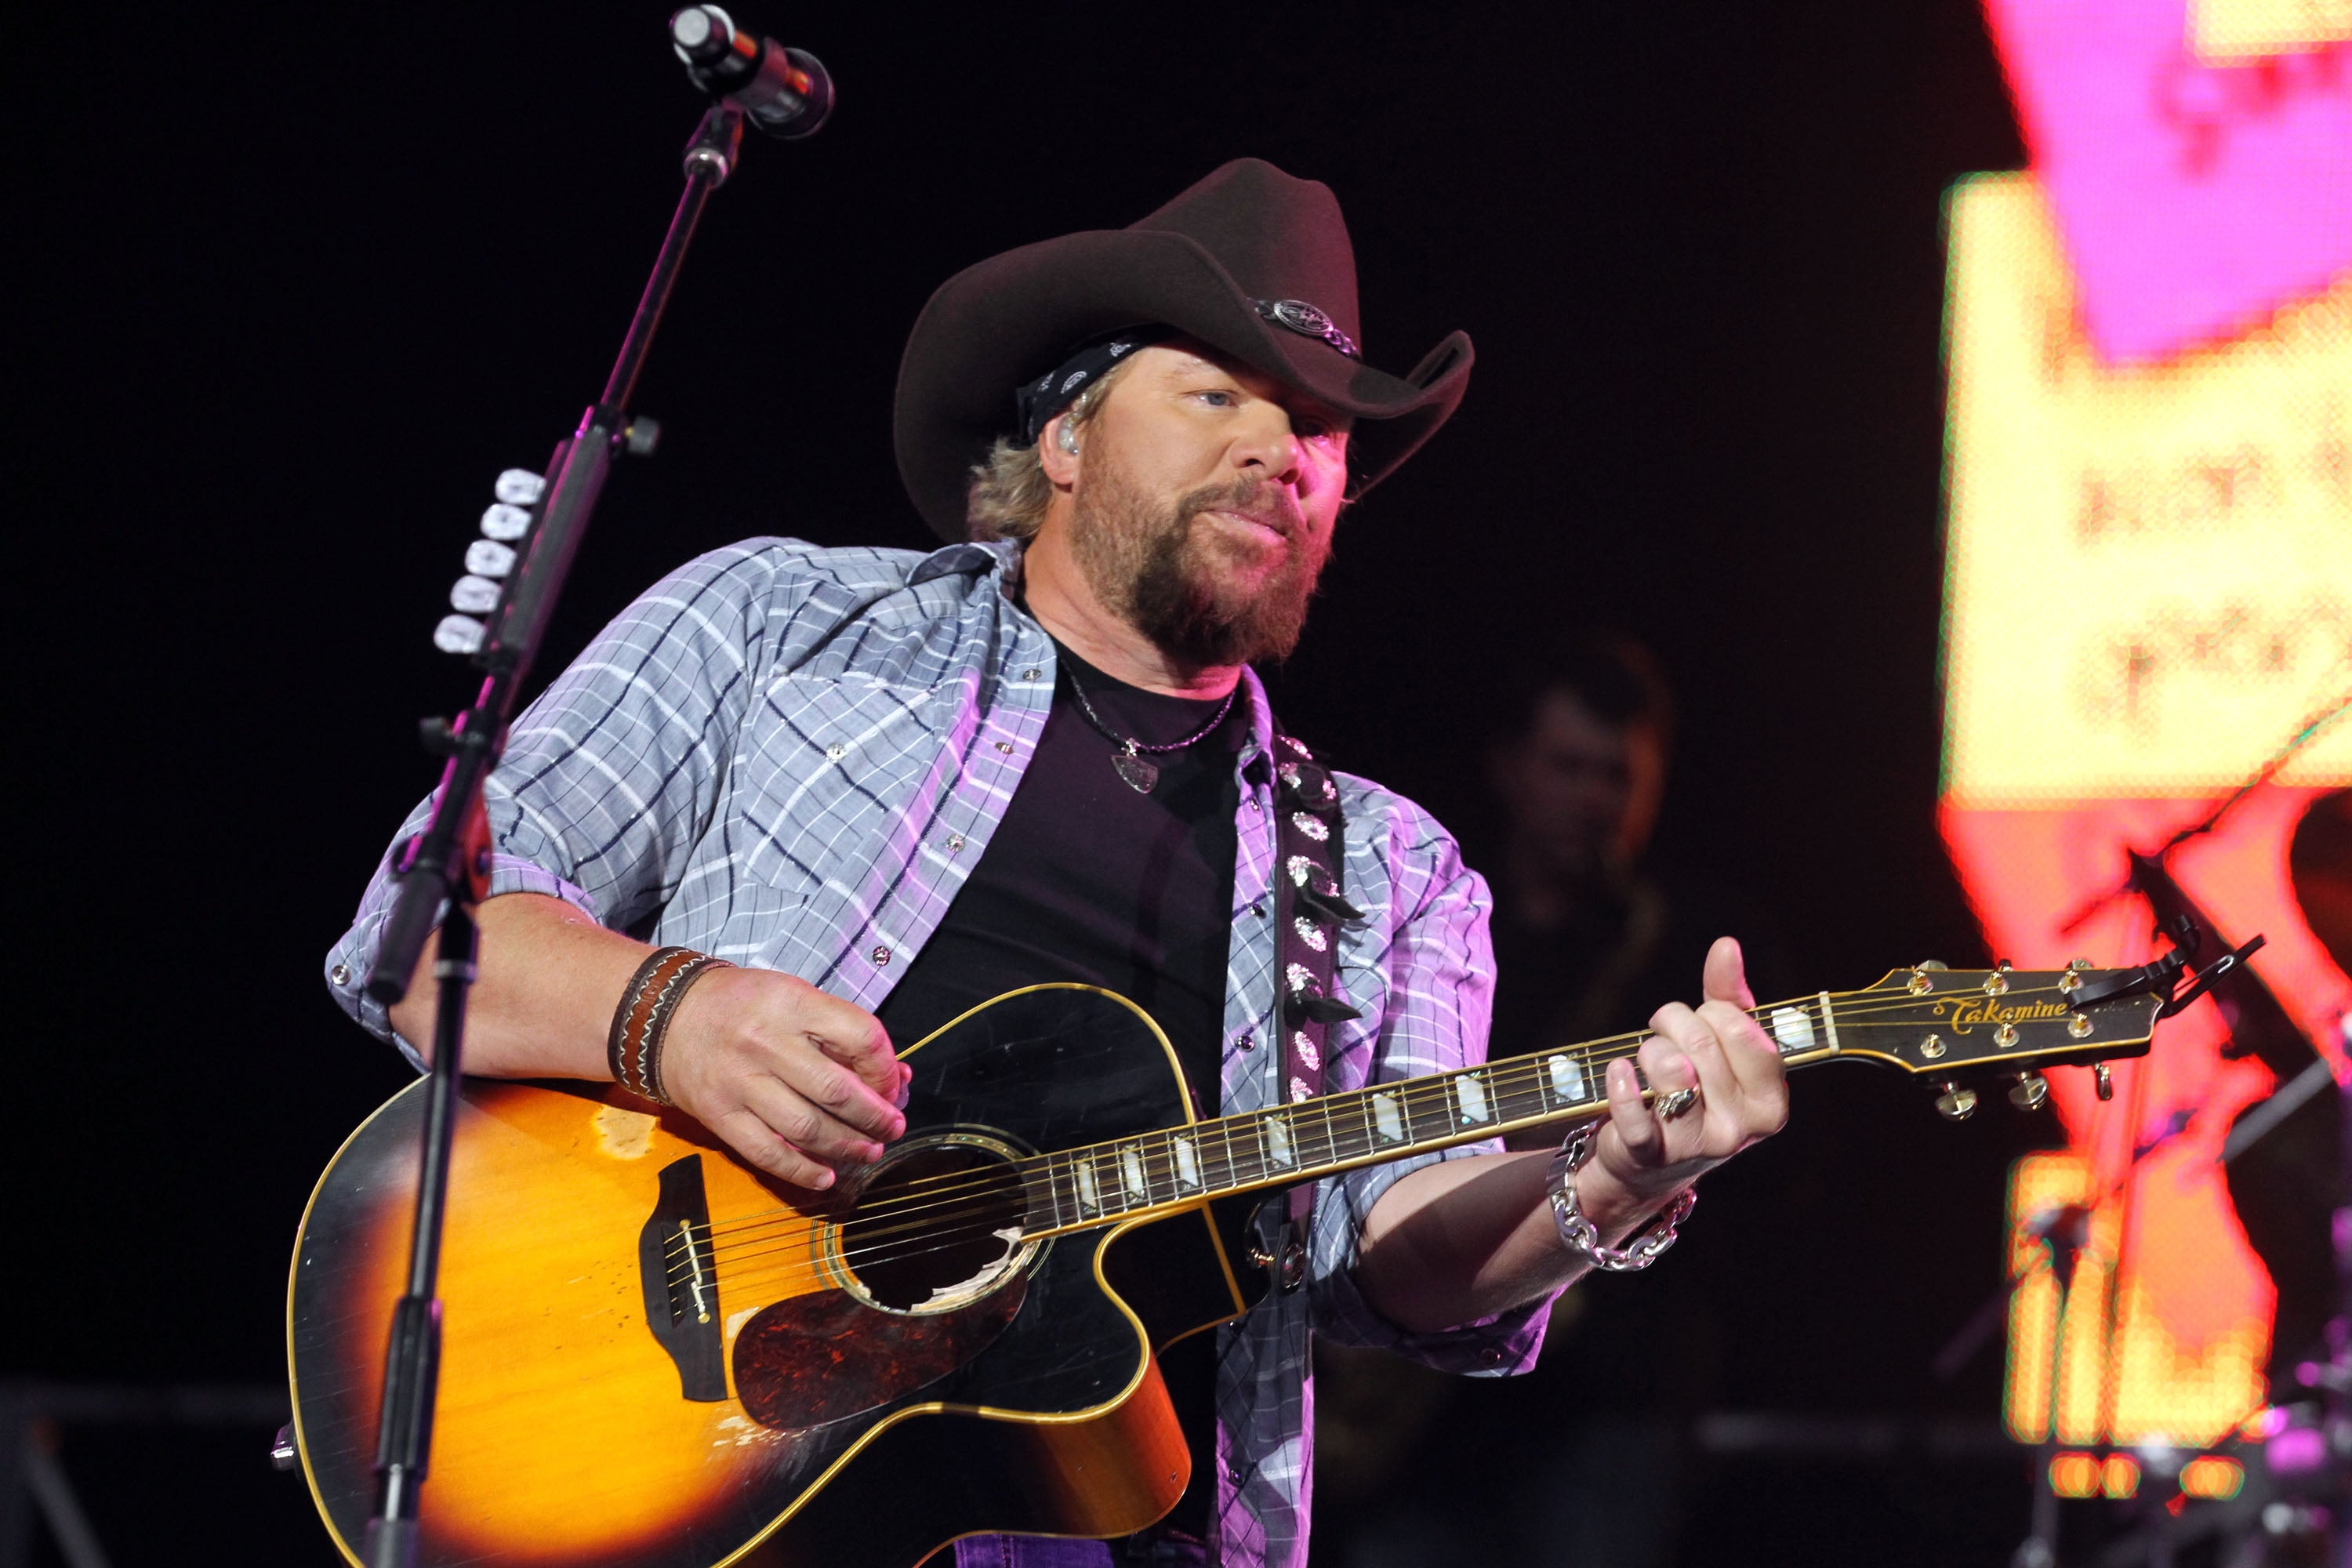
[1485,637,1682,1098]
[1314,636,1775,1568]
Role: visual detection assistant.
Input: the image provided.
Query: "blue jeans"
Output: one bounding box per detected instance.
[953,1534,1207,1566]
[953,1540,1111,1567]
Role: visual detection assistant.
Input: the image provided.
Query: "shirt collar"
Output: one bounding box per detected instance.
[907,537,1021,586]
[1234,663,1275,774]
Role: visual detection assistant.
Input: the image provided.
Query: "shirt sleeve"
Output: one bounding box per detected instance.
[1304,791,1552,1376]
[321,543,787,1054]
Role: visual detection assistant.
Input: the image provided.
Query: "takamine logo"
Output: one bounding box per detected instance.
[1934,998,2070,1036]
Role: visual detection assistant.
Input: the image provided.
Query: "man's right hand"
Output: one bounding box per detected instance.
[384,893,908,1192]
[659,967,909,1190]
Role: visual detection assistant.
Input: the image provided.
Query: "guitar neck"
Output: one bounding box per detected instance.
[1017,989,1854,1237]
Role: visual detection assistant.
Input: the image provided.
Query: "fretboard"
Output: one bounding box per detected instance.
[1015,990,1847,1236]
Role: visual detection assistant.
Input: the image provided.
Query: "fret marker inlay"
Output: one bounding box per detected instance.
[1173,1135,1201,1190]
[1371,1093,1405,1144]
[1265,1116,1296,1167]
[1074,1159,1101,1214]
[1455,1075,1492,1124]
[1769,1007,1816,1053]
[1120,1145,1148,1201]
[1546,1054,1585,1101]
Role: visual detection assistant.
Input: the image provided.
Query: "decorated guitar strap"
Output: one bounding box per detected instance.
[1249,728,1367,1292]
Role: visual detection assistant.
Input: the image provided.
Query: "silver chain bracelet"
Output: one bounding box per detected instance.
[1546,1125,1698,1272]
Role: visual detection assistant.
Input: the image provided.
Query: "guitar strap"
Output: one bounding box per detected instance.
[1250,728,1366,1292]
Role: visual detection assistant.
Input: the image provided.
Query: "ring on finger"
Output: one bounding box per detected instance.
[1656,1084,1701,1120]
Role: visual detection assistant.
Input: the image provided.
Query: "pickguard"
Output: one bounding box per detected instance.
[731,1282,1027,1430]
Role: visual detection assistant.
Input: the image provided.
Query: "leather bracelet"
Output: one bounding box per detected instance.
[1545,1124,1697,1272]
[608,946,733,1105]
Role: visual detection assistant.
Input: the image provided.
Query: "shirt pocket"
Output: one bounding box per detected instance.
[731,674,942,896]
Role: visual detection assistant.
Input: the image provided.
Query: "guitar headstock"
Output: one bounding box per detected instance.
[1824,961,2165,1118]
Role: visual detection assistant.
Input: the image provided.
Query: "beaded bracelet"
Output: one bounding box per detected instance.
[607,946,734,1105]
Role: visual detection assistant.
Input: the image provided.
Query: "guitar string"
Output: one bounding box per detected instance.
[679,1015,2111,1290]
[681,1041,1644,1288]
[672,979,2114,1280]
[666,978,2103,1268]
[666,977,2092,1259]
[682,973,2117,1298]
[699,996,1979,1290]
[673,1009,1696,1265]
[694,1015,1873,1284]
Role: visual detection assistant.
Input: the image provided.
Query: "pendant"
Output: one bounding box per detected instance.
[1112,745,1159,793]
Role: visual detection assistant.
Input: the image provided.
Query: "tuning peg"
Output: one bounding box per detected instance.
[623,416,662,457]
[1918,960,1950,971]
[2008,1071,2050,1111]
[481,502,532,541]
[1935,1080,1980,1120]
[495,468,545,506]
[2093,1062,2114,1102]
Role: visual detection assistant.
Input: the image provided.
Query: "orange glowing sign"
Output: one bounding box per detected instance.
[2047,1450,2143,1499]
[1943,172,2352,1450]
[1942,174,2352,808]
[2190,0,2352,58]
[2005,1152,2270,1447]
[2049,1451,2101,1497]
[2180,1455,2246,1497]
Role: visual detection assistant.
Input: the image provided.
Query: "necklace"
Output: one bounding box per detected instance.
[1066,677,1239,793]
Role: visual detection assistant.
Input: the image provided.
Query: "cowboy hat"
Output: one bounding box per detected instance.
[892,157,1473,541]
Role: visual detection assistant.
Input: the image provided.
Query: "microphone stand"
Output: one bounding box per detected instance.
[354,100,746,1568]
[2012,1206,2092,1568]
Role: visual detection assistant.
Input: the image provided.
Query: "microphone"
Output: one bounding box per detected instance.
[669,7,835,139]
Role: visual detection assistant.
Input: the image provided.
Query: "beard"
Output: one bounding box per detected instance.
[1067,453,1332,668]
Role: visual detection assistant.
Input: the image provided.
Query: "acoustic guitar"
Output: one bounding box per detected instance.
[287,966,2165,1567]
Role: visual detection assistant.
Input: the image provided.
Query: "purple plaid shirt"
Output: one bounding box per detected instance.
[325,538,1550,1567]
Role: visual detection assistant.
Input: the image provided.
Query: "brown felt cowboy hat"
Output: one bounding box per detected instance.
[893,157,1474,542]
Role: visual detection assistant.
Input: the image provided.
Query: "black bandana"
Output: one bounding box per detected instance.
[1013,326,1174,445]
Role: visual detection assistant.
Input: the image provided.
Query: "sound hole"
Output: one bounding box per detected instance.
[841,1140,1029,1314]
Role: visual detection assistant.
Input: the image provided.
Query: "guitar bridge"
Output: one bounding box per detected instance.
[637,1155,728,1401]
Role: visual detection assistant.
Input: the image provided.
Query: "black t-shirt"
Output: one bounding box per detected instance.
[873,637,1246,1538]
[875,641,1246,1102]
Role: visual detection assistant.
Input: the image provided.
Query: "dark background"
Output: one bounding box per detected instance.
[11,2,2063,1562]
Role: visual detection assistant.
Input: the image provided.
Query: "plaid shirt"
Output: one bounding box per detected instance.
[325,538,1549,1567]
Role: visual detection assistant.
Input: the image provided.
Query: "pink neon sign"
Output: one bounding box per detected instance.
[1980,0,2352,364]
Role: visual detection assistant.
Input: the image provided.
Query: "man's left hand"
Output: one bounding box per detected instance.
[1580,935,1789,1227]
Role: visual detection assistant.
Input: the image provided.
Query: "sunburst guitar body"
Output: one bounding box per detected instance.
[290,986,1248,1568]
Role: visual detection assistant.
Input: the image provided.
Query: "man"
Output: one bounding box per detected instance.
[325,158,1788,1568]
[1485,636,1680,1076]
